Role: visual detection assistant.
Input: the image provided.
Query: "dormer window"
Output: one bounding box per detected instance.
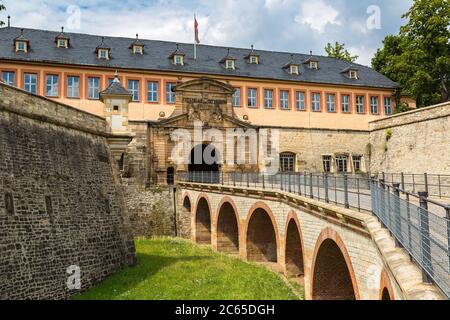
[349,70,358,79]
[14,29,29,53]
[57,39,68,48]
[98,49,109,60]
[169,44,185,66]
[130,34,145,55]
[250,56,259,64]
[16,41,27,52]
[309,61,318,69]
[55,27,69,48]
[133,45,143,55]
[226,59,235,70]
[245,45,260,65]
[95,37,111,60]
[174,55,184,66]
[290,65,299,75]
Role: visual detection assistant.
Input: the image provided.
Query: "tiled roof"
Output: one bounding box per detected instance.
[0,27,399,89]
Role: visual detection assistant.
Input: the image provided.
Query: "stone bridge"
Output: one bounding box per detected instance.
[177,182,445,300]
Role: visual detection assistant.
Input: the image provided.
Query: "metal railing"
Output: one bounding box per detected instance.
[376,172,450,199]
[178,171,450,298]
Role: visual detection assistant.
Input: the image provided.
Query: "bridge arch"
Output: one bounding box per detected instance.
[194,194,212,244]
[215,197,240,254]
[182,193,192,213]
[244,202,280,263]
[311,227,360,300]
[284,211,305,279]
[379,269,395,300]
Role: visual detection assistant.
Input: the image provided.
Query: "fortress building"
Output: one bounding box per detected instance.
[0,27,411,184]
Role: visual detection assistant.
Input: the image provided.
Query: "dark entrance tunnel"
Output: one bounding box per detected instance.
[216,202,239,254]
[189,144,220,179]
[195,198,211,244]
[312,239,356,300]
[246,208,277,262]
[285,219,304,278]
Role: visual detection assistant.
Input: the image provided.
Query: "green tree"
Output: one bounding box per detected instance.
[325,42,359,63]
[0,2,5,27]
[372,0,450,108]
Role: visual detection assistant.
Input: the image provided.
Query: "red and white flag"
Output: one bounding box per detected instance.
[194,15,200,44]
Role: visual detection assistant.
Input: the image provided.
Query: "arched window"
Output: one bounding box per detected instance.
[280,152,295,172]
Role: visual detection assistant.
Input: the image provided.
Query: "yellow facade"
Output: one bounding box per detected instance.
[0,61,395,131]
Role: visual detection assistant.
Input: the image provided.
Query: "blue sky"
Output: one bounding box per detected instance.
[1,0,413,66]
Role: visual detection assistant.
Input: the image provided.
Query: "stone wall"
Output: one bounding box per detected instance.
[0,83,136,300]
[123,180,176,238]
[279,128,370,172]
[369,102,450,174]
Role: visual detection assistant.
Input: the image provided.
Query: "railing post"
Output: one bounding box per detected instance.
[424,173,429,195]
[280,172,283,191]
[418,191,433,284]
[392,183,403,248]
[233,171,236,187]
[221,171,224,185]
[262,173,265,189]
[246,172,250,188]
[324,173,329,203]
[304,171,307,197]
[446,207,450,273]
[309,173,313,199]
[298,173,301,196]
[344,173,349,209]
[201,171,204,183]
[288,172,292,193]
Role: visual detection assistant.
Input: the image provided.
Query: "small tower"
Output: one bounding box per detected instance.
[100,71,132,135]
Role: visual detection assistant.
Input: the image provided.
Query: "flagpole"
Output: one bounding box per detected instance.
[194,14,197,60]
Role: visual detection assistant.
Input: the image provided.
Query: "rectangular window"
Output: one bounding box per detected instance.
[384,97,392,115]
[45,74,59,97]
[232,88,241,107]
[128,80,140,102]
[264,89,274,109]
[311,93,321,111]
[2,71,15,86]
[323,156,332,173]
[99,49,108,59]
[88,77,100,99]
[326,94,335,112]
[295,91,305,111]
[280,153,295,172]
[280,90,290,110]
[166,82,176,104]
[247,88,257,108]
[352,155,362,173]
[356,96,365,113]
[336,155,348,173]
[17,42,26,51]
[24,73,37,94]
[147,81,159,103]
[341,94,350,113]
[67,76,80,98]
[370,96,379,114]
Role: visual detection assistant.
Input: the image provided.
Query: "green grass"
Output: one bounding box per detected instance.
[74,237,302,300]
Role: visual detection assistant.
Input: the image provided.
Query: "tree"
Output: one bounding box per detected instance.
[325,42,359,63]
[0,2,5,27]
[372,0,450,108]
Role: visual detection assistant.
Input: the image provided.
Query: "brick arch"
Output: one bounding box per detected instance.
[182,192,193,211]
[215,196,240,254]
[310,227,360,300]
[194,193,213,245]
[243,201,281,263]
[379,268,395,300]
[283,211,305,278]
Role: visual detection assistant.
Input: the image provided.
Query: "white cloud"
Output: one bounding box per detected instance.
[294,0,341,33]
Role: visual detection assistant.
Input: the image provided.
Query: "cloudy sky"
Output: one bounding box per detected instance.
[0,0,413,66]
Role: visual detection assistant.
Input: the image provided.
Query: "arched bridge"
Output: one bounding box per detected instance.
[177,179,446,300]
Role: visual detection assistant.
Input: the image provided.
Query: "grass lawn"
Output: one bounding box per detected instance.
[74,237,303,300]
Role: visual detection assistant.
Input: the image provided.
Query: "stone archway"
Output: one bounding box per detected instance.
[379,268,395,300]
[246,204,278,263]
[189,144,220,183]
[284,216,305,279]
[311,228,359,300]
[195,197,212,244]
[216,200,240,254]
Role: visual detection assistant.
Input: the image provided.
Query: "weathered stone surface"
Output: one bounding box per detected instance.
[0,83,136,300]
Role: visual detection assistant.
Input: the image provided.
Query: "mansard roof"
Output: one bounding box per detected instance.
[0,27,399,89]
